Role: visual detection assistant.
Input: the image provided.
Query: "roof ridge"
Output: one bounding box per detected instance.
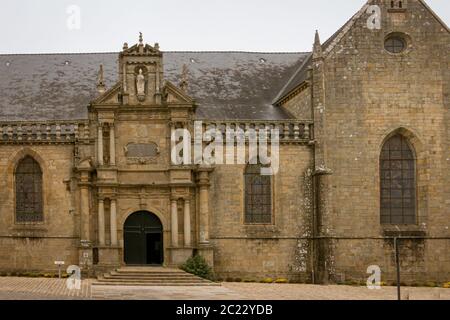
[0,51,311,57]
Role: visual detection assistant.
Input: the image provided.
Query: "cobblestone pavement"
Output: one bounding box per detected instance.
[0,277,448,300]
[0,277,91,300]
[222,283,450,300]
[91,285,244,300]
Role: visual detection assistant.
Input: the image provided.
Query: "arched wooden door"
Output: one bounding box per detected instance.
[123,211,164,265]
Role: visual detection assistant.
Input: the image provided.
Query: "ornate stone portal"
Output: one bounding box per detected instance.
[89,33,200,272]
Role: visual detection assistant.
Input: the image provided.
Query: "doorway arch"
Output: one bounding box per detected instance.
[123,211,164,265]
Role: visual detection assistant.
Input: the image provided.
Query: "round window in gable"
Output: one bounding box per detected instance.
[384,34,407,54]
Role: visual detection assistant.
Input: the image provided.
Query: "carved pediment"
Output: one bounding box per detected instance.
[121,33,161,57]
[92,82,122,105]
[163,81,194,105]
[122,43,161,56]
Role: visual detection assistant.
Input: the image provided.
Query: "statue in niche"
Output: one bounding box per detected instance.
[136,68,146,100]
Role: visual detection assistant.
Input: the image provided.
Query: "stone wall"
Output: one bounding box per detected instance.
[209,144,314,281]
[312,0,450,284]
[0,145,78,271]
[282,86,312,120]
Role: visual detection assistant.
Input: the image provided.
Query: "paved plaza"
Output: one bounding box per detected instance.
[0,277,448,300]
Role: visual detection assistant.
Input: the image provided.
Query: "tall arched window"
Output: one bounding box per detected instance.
[244,164,272,224]
[380,134,416,224]
[15,156,43,222]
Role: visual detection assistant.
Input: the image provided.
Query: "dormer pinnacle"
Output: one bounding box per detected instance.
[312,30,323,60]
[96,64,106,94]
[179,64,189,92]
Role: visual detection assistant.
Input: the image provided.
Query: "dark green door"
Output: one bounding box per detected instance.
[124,211,163,265]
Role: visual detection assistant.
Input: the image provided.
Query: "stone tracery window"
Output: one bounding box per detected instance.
[380,134,416,225]
[15,156,43,223]
[244,164,272,224]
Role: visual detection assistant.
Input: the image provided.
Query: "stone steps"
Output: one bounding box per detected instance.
[92,267,220,287]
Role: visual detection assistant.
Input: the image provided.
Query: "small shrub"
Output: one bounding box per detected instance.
[443,282,450,289]
[234,278,242,283]
[275,278,288,284]
[180,255,214,281]
[424,282,437,288]
[261,278,274,284]
[225,277,234,282]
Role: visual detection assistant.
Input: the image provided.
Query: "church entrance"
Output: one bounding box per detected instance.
[124,211,164,265]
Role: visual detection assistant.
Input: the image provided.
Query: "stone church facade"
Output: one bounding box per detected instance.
[0,0,448,284]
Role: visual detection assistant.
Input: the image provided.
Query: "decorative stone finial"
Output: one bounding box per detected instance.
[154,43,160,51]
[313,30,323,60]
[97,64,106,94]
[179,64,189,92]
[123,42,128,50]
[139,32,143,45]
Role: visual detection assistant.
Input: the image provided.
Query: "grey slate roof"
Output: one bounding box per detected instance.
[0,51,309,121]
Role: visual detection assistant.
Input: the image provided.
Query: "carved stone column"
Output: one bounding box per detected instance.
[109,123,116,166]
[184,198,191,247]
[98,198,105,246]
[97,123,104,166]
[110,198,118,246]
[197,167,213,245]
[171,198,179,247]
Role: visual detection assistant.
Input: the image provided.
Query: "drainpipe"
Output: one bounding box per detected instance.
[394,237,401,300]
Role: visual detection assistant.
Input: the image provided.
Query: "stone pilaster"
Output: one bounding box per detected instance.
[183,198,192,247]
[109,123,116,166]
[97,123,104,166]
[197,166,213,245]
[171,198,179,247]
[110,198,118,246]
[311,30,334,284]
[76,162,93,276]
[98,198,105,246]
[79,173,91,244]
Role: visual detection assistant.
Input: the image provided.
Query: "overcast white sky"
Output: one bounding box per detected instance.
[0,0,448,54]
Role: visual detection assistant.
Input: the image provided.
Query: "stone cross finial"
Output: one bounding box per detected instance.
[97,64,106,94]
[139,32,143,45]
[179,64,189,92]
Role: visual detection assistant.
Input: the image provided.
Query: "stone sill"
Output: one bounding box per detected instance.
[388,8,407,13]
[9,225,48,238]
[382,225,427,238]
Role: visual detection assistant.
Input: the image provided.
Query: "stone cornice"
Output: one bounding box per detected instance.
[276,81,310,106]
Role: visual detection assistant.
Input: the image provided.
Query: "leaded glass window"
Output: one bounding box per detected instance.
[380,134,416,224]
[15,156,43,223]
[385,36,406,54]
[244,164,272,224]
